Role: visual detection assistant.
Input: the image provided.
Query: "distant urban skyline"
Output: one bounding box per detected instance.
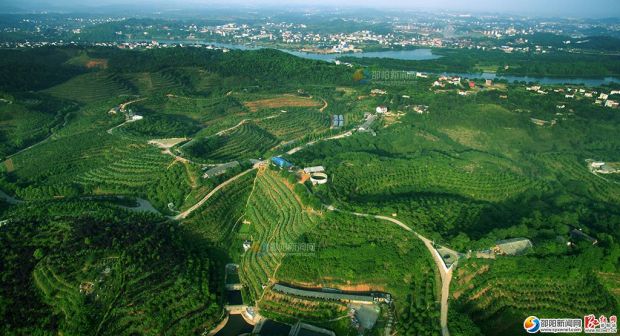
[1,0,620,18]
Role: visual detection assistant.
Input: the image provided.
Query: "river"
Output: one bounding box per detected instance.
[150,40,620,86]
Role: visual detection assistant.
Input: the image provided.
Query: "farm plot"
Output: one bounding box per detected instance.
[537,153,620,203]
[183,170,256,244]
[330,152,541,203]
[259,290,348,322]
[243,95,322,112]
[256,108,330,141]
[240,170,319,302]
[184,123,278,162]
[44,72,135,104]
[451,258,619,335]
[75,144,169,190]
[9,132,193,210]
[122,71,183,95]
[276,211,435,299]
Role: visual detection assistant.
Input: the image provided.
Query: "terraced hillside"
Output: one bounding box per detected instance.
[329,151,541,203]
[185,123,279,162]
[75,144,169,189]
[277,212,432,295]
[276,211,440,335]
[183,170,256,245]
[450,258,619,335]
[0,94,74,158]
[240,169,319,302]
[7,131,193,211]
[1,201,220,336]
[536,152,620,203]
[122,71,184,95]
[44,72,135,103]
[256,108,330,141]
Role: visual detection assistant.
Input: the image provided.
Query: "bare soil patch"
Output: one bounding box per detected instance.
[243,95,321,112]
[85,59,108,69]
[148,138,188,149]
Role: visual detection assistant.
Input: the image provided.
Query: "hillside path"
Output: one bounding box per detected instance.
[174,166,259,220]
[328,207,454,336]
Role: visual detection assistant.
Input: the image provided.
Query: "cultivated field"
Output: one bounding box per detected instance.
[243,95,322,112]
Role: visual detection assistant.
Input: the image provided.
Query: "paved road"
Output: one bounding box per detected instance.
[328,207,454,336]
[174,167,258,220]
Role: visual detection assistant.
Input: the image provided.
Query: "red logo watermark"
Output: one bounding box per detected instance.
[584,314,617,333]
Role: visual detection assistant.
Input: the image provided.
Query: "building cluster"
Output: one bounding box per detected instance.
[3,12,620,55]
[433,75,463,88]
[589,161,618,174]
[528,86,620,109]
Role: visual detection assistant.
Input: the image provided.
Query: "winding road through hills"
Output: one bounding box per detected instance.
[327,207,457,336]
[101,98,458,334]
[163,107,458,335]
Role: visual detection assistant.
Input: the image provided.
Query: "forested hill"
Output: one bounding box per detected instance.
[0,46,354,93]
[0,201,221,335]
[96,47,353,84]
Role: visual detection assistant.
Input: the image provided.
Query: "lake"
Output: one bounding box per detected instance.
[285,48,440,62]
[145,40,620,86]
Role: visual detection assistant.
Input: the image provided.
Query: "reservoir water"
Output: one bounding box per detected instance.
[190,41,620,86]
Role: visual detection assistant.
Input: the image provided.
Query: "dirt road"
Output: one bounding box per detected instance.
[174,167,257,220]
[329,207,455,336]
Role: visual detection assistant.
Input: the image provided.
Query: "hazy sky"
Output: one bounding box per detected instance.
[3,0,620,18]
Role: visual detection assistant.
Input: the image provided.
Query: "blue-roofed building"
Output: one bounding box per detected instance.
[271,157,293,168]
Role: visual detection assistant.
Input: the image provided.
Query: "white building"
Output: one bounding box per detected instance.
[376,106,388,114]
[303,166,325,174]
[243,240,252,251]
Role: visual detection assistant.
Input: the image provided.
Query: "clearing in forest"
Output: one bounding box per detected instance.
[148,138,188,149]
